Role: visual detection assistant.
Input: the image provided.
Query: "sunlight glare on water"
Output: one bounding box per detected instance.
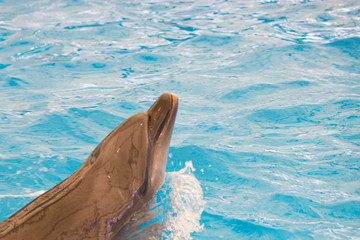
[0,0,360,239]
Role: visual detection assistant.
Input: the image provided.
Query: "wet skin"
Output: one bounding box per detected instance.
[0,93,178,240]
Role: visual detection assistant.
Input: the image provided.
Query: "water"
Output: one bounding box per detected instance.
[1,0,360,239]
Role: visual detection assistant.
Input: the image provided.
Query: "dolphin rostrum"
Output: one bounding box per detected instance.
[0,93,178,240]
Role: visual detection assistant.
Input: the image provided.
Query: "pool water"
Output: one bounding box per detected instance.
[1,0,360,239]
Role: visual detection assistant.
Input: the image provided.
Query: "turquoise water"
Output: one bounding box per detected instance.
[1,0,360,239]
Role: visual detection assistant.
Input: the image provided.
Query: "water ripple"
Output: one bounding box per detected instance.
[1,0,360,239]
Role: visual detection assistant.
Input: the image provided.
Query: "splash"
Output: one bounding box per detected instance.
[115,161,206,239]
[164,161,206,239]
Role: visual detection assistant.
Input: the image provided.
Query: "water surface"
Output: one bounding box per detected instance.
[1,0,360,239]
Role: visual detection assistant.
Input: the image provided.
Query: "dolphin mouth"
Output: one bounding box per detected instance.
[145,93,178,190]
[147,93,178,146]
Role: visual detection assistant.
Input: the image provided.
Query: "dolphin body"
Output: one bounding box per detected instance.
[0,93,178,240]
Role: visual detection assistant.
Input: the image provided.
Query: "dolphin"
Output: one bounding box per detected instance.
[0,93,178,240]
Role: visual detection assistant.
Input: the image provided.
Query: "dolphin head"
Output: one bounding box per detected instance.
[89,93,178,195]
[81,93,178,238]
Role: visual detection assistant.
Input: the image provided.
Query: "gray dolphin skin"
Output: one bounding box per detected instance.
[0,93,178,240]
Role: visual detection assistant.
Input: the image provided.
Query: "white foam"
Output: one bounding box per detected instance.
[0,190,45,198]
[164,161,206,239]
[114,161,206,239]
